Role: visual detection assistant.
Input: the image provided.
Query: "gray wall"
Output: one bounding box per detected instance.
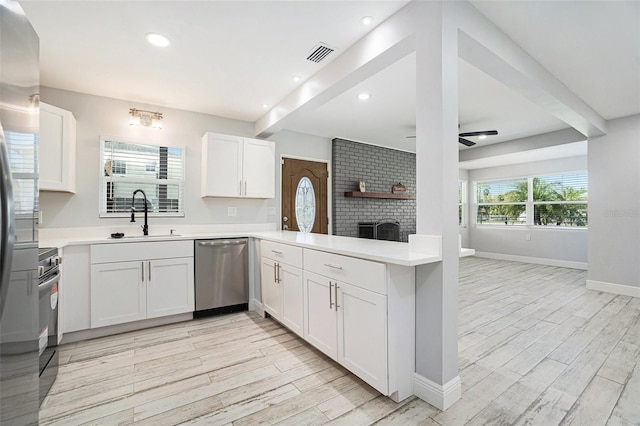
[332,139,416,242]
[588,114,640,287]
[38,87,330,230]
[467,155,589,265]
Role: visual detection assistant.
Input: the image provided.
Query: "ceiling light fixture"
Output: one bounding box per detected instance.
[478,135,487,140]
[360,16,374,25]
[262,103,269,109]
[129,108,163,129]
[145,32,171,47]
[292,75,301,82]
[358,92,371,101]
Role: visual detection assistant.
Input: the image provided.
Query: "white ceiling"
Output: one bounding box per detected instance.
[20,0,640,155]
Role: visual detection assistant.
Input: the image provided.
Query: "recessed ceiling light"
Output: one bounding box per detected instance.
[262,103,269,109]
[292,75,301,82]
[360,16,374,25]
[145,33,171,47]
[358,92,371,101]
[478,135,487,140]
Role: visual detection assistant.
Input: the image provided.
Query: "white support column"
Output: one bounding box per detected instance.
[412,1,461,410]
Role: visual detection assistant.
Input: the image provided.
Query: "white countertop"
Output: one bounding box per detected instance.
[39,225,443,267]
[252,231,441,266]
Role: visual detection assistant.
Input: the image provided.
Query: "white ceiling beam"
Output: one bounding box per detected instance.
[254,2,419,138]
[453,2,606,138]
[256,0,607,140]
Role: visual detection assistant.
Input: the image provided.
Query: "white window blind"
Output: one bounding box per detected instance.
[5,131,38,215]
[100,139,184,217]
[474,172,588,227]
[475,178,528,225]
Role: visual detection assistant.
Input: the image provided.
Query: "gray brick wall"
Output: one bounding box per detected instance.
[332,138,416,242]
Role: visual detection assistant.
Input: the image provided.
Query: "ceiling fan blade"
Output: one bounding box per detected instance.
[459,130,498,137]
[459,137,476,146]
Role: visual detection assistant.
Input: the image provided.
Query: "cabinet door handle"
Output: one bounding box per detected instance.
[273,262,277,283]
[239,180,242,196]
[329,281,334,309]
[244,181,247,196]
[334,283,339,311]
[141,261,144,282]
[324,263,343,270]
[277,263,281,283]
[148,261,151,282]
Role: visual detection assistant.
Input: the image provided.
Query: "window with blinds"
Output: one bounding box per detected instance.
[100,139,184,217]
[475,178,528,225]
[474,171,588,227]
[5,131,38,215]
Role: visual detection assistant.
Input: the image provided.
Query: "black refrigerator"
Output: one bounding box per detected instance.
[0,1,40,424]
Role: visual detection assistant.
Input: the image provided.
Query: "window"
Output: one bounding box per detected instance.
[533,173,588,226]
[458,180,467,226]
[5,131,38,215]
[474,172,588,227]
[475,178,528,225]
[100,139,184,217]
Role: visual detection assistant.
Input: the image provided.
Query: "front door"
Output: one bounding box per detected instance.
[281,158,328,234]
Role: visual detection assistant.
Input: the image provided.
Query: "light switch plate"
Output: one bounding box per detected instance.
[227,207,238,217]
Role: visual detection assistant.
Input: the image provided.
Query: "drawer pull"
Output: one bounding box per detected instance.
[324,263,343,270]
[329,281,334,309]
[271,250,283,255]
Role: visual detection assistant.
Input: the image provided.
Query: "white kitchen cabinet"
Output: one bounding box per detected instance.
[90,241,194,328]
[260,241,304,336]
[91,261,146,328]
[303,268,388,393]
[147,257,195,319]
[303,270,337,357]
[39,102,76,193]
[201,132,275,198]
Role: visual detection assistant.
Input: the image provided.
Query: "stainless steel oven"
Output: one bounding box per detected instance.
[38,247,60,406]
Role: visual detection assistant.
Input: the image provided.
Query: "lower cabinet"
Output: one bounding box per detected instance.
[90,241,194,329]
[261,255,303,337]
[303,270,388,393]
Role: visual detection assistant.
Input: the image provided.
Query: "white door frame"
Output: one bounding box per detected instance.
[279,154,332,234]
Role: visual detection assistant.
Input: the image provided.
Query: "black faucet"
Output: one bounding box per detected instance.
[131,189,149,236]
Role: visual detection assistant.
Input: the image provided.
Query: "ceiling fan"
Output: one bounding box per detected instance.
[458,129,498,147]
[406,129,498,146]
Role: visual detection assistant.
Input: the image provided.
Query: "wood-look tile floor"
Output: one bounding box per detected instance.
[41,257,640,425]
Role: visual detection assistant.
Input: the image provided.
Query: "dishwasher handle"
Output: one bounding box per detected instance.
[197,240,247,247]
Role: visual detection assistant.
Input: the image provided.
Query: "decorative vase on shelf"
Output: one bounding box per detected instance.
[392,183,406,194]
[359,179,366,192]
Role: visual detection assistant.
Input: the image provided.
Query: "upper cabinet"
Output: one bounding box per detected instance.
[201,132,275,198]
[39,102,76,193]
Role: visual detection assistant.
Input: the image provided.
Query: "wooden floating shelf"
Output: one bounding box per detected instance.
[343,191,416,200]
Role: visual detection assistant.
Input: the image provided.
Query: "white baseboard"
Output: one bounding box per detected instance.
[586,280,640,298]
[475,251,587,270]
[250,299,265,317]
[413,373,461,410]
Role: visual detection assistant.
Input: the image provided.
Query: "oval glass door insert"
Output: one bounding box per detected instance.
[295,177,316,233]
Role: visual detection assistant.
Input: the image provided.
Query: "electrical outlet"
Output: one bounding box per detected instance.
[525,234,531,241]
[267,207,276,215]
[227,206,237,217]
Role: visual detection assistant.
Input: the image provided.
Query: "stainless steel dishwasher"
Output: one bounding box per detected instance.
[194,238,249,318]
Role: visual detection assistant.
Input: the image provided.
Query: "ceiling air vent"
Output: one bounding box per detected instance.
[306,43,335,63]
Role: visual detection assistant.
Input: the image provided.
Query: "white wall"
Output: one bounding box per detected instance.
[467,155,588,267]
[588,114,640,288]
[39,87,330,230]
